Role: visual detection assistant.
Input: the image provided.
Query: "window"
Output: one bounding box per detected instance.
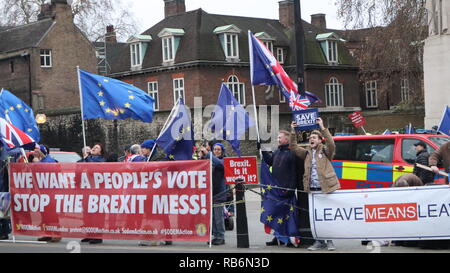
[148,81,159,111]
[40,49,52,67]
[10,61,14,73]
[32,94,45,110]
[400,78,410,102]
[327,40,338,64]
[334,139,395,163]
[401,138,435,164]
[130,43,142,67]
[224,33,239,59]
[173,78,185,105]
[325,77,344,107]
[429,136,450,147]
[162,37,174,62]
[365,80,378,108]
[226,75,245,105]
[276,48,284,64]
[279,90,286,103]
[263,41,273,54]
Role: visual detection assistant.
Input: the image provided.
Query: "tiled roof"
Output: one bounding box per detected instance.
[0,19,54,53]
[105,9,357,74]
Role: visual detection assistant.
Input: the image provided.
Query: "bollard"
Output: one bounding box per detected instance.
[234,179,249,248]
[297,190,314,246]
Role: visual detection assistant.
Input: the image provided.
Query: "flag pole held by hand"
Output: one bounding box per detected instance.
[416,163,449,177]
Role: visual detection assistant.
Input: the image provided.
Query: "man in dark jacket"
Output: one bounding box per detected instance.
[413,141,435,184]
[261,130,303,247]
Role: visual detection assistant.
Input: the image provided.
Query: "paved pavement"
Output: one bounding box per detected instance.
[0,188,448,253]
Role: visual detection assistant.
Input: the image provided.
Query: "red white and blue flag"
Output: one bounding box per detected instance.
[0,117,35,149]
[248,31,320,110]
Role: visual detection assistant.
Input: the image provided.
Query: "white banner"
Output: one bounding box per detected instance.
[309,186,450,240]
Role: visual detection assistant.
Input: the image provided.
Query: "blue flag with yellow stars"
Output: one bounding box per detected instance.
[0,89,40,142]
[209,84,254,157]
[155,99,194,161]
[260,161,300,238]
[79,69,154,123]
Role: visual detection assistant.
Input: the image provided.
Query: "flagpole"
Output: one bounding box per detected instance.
[147,99,179,162]
[248,30,262,155]
[76,66,87,149]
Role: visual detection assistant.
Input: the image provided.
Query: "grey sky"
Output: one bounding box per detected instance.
[129,0,344,34]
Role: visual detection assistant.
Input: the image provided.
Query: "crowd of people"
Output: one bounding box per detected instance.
[0,119,450,250]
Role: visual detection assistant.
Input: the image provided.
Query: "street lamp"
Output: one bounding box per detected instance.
[36,114,47,124]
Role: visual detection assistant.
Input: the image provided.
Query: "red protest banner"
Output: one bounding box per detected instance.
[223,156,258,185]
[9,160,211,242]
[348,112,366,128]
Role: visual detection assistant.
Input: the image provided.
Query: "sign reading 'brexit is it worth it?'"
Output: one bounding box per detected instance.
[223,156,258,185]
[309,186,450,240]
[9,161,211,242]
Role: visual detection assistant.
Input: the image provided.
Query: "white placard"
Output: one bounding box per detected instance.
[309,186,450,240]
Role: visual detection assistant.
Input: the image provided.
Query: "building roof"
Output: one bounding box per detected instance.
[105,8,357,75]
[0,19,55,53]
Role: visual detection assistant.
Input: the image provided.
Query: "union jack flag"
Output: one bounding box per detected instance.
[0,117,35,149]
[248,31,321,111]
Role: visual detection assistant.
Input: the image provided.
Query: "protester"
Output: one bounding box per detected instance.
[289,118,340,251]
[80,143,106,244]
[429,140,450,183]
[412,141,434,185]
[127,144,146,162]
[199,142,227,245]
[117,145,131,162]
[37,145,57,163]
[138,139,171,247]
[0,159,10,241]
[261,129,302,247]
[34,145,60,242]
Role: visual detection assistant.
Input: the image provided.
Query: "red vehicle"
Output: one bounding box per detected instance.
[332,134,450,189]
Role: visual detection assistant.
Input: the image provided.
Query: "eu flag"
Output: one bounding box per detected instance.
[209,84,255,157]
[0,89,40,142]
[155,99,194,160]
[438,106,450,136]
[260,161,300,238]
[79,69,154,123]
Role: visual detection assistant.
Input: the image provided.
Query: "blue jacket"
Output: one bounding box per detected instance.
[203,152,227,204]
[131,155,147,162]
[84,155,106,162]
[40,155,57,163]
[262,144,302,190]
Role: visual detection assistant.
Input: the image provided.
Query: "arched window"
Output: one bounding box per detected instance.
[325,77,344,107]
[226,75,245,105]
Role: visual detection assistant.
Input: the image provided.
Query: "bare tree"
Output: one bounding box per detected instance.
[0,0,140,42]
[336,0,427,107]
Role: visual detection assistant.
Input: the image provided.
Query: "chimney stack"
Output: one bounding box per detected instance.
[311,14,327,29]
[105,25,117,43]
[279,0,295,28]
[37,3,54,20]
[164,0,186,18]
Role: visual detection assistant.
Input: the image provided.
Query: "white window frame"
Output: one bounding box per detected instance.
[401,78,410,102]
[148,81,159,111]
[162,36,175,62]
[326,40,338,64]
[226,75,246,105]
[276,48,284,64]
[279,90,286,103]
[130,43,142,67]
[40,49,52,67]
[263,41,274,54]
[365,80,378,108]
[325,77,344,107]
[173,78,185,105]
[224,33,239,59]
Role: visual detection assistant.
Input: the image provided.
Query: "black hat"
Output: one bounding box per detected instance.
[414,141,427,148]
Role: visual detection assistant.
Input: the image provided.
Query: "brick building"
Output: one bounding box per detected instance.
[101,0,362,133]
[0,0,97,112]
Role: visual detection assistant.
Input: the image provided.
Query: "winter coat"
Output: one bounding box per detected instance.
[289,128,340,194]
[413,149,435,184]
[83,155,106,163]
[203,152,227,204]
[429,141,450,183]
[262,144,302,191]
